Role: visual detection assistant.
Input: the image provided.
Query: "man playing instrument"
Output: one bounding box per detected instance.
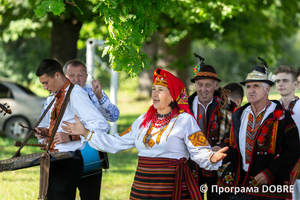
[35,58,109,200]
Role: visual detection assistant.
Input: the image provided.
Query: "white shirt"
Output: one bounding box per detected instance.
[192,95,214,117]
[82,112,222,170]
[280,97,300,134]
[38,85,110,152]
[239,101,276,171]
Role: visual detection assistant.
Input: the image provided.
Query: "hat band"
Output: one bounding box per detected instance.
[245,70,268,81]
[194,71,218,78]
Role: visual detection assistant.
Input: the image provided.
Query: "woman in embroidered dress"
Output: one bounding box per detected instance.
[62,68,228,200]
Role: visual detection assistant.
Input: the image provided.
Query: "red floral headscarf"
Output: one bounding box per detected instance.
[140,68,194,128]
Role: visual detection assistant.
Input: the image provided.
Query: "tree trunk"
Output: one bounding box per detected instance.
[50,18,82,67]
[139,33,193,98]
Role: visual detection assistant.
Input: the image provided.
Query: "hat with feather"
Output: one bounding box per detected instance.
[190,53,221,83]
[240,57,274,86]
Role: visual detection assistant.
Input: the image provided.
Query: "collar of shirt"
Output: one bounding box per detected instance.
[279,96,299,110]
[197,97,213,113]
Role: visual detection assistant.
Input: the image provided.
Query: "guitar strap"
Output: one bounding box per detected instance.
[13,96,56,158]
[38,83,74,199]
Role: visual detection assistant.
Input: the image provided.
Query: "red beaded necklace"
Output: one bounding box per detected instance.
[151,107,178,128]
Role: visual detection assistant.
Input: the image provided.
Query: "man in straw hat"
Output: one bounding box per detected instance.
[188,53,236,200]
[217,57,300,199]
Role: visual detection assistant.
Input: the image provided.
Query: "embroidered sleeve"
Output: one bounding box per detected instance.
[119,125,132,137]
[188,131,209,146]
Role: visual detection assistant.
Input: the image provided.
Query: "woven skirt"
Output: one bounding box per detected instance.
[130,157,192,200]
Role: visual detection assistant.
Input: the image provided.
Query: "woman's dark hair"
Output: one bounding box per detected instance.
[169,101,178,110]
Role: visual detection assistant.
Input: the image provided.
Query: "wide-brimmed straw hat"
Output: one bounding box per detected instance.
[240,57,274,86]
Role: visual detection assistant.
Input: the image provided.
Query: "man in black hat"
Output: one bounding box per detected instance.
[217,58,300,199]
[188,54,235,200]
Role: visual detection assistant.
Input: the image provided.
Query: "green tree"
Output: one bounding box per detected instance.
[1,0,300,88]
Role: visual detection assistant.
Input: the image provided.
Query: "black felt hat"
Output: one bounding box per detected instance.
[190,53,221,83]
[240,57,274,86]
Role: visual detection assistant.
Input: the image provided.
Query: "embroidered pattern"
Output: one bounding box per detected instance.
[188,131,209,146]
[119,125,132,137]
[268,120,278,154]
[245,101,270,164]
[153,74,168,88]
[197,104,206,134]
[49,79,71,150]
[175,87,189,106]
[194,71,218,79]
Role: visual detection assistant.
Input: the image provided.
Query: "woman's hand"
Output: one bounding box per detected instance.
[210,146,228,163]
[61,115,89,137]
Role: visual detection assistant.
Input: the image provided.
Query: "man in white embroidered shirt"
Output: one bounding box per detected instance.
[275,65,300,200]
[35,58,109,200]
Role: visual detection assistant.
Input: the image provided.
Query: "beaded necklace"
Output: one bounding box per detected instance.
[151,108,177,128]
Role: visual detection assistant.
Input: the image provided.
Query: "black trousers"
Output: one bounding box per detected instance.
[78,171,102,200]
[47,152,84,200]
[198,171,230,200]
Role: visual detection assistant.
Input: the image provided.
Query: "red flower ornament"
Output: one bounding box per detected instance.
[275,110,284,120]
[257,135,266,146]
[261,126,268,134]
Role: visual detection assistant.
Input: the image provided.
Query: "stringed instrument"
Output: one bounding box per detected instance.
[0,103,12,116]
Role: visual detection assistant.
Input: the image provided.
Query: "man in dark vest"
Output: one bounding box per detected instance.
[188,54,235,200]
[217,58,300,199]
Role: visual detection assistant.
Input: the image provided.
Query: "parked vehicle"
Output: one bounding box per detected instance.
[0,78,46,139]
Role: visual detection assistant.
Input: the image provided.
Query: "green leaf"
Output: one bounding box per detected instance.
[50,0,65,15]
[93,1,103,12]
[34,0,52,18]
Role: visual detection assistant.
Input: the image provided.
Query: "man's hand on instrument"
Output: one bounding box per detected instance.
[53,132,70,144]
[40,139,48,150]
[92,79,103,100]
[35,127,49,139]
[62,115,89,137]
[210,146,228,163]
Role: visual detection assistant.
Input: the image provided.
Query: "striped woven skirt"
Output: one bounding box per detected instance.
[130,156,201,200]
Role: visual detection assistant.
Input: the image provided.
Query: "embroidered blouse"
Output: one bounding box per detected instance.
[82,112,222,171]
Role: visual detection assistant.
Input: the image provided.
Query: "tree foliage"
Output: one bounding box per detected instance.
[30,0,300,77]
[1,0,300,82]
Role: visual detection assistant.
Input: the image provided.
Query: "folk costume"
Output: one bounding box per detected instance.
[82,68,222,200]
[279,97,300,200]
[188,54,235,200]
[38,80,110,200]
[217,60,300,199]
